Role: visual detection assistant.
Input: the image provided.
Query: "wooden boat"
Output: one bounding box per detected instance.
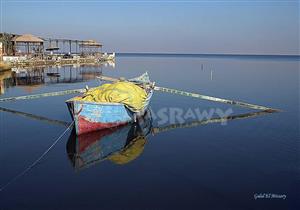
[66,72,153,135]
[66,109,152,170]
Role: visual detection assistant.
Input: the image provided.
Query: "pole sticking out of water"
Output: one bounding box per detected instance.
[96,75,280,112]
[0,106,70,127]
[152,110,274,134]
[0,74,280,112]
[154,86,279,112]
[0,88,86,102]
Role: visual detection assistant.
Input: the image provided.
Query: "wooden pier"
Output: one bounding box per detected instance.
[7,57,105,68]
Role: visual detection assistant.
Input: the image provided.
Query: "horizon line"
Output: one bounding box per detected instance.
[116,52,300,57]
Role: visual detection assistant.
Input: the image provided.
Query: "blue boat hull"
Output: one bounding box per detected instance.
[66,91,152,135]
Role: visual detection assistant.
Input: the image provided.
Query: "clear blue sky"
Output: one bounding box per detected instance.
[1,0,299,55]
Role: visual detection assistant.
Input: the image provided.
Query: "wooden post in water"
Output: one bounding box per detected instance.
[0,42,3,62]
[27,42,30,54]
[76,40,78,54]
[69,40,72,54]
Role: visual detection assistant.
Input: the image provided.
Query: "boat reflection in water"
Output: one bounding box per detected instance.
[66,110,153,170]
[66,108,276,171]
[0,98,276,171]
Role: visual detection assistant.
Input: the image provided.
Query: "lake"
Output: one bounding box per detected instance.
[0,54,299,210]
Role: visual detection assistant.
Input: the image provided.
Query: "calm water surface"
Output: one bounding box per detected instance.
[0,54,299,210]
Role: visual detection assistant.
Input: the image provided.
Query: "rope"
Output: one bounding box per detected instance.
[0,121,74,192]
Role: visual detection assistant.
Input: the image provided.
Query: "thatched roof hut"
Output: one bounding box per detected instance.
[11,34,44,55]
[12,34,44,43]
[79,40,102,47]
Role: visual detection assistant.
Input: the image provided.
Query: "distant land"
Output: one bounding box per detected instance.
[117,52,300,59]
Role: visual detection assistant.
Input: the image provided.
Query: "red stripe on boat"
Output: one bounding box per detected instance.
[77,116,128,135]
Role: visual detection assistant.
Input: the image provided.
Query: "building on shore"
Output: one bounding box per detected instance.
[11,34,44,57]
[0,32,115,67]
[79,40,102,56]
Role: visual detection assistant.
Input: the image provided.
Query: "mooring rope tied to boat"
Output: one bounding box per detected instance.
[0,121,74,192]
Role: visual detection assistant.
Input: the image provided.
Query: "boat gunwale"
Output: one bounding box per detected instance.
[66,99,126,106]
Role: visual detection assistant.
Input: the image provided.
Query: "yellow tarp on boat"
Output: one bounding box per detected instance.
[73,81,147,112]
